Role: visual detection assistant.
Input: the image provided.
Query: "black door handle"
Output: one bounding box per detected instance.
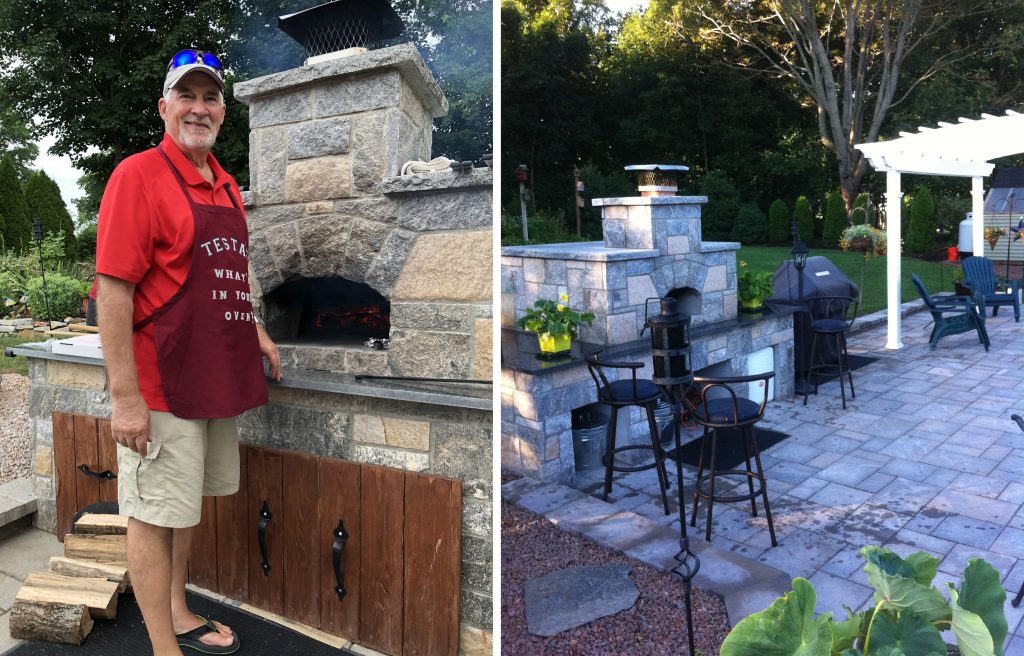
[331,519,349,601]
[258,501,272,576]
[78,464,115,480]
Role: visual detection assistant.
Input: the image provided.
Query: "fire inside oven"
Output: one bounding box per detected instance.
[264,278,390,344]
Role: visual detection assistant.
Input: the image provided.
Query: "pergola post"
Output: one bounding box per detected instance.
[972,176,985,256]
[885,169,903,350]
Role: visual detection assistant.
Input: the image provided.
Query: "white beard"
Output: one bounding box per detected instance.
[179,125,218,151]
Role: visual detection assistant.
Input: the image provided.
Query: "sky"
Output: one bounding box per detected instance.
[605,0,648,15]
[32,134,84,220]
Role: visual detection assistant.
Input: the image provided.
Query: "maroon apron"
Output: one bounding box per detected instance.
[133,145,268,419]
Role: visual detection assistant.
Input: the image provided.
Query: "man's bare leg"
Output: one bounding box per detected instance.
[128,518,182,656]
[170,525,234,647]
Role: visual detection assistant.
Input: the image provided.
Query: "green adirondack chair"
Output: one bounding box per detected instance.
[962,256,1021,322]
[910,273,990,351]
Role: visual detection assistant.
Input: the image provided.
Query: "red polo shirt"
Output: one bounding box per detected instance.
[95,133,246,412]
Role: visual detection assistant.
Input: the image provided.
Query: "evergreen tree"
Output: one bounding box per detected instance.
[0,155,28,253]
[907,186,937,255]
[768,198,789,243]
[700,171,742,241]
[794,196,813,245]
[731,202,767,244]
[24,171,76,261]
[77,223,97,260]
[823,191,847,247]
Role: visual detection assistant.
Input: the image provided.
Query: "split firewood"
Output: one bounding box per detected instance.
[74,513,129,535]
[9,599,94,644]
[21,573,119,620]
[63,533,127,566]
[67,324,100,333]
[48,556,130,593]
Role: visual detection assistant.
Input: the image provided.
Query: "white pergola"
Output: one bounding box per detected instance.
[855,110,1024,349]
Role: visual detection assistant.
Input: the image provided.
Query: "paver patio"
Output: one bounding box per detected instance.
[564,302,1024,652]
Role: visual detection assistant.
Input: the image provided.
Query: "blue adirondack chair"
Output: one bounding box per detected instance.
[961,256,1021,322]
[910,273,990,351]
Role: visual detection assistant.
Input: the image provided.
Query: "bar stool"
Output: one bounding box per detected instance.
[803,295,859,409]
[585,352,672,515]
[687,372,777,546]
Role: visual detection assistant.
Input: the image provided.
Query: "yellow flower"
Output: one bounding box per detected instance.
[556,304,565,311]
[560,292,569,302]
[739,260,748,268]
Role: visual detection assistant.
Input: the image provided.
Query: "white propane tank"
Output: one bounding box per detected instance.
[959,212,973,256]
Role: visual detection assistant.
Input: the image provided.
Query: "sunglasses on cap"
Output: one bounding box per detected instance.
[167,50,223,77]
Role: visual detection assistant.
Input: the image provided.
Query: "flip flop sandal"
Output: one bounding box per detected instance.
[175,617,241,655]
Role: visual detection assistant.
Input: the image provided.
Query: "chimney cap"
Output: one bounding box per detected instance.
[279,0,404,58]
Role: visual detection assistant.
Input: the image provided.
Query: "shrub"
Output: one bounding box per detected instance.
[823,191,847,246]
[794,195,813,244]
[26,273,83,321]
[730,202,766,244]
[767,198,789,243]
[907,185,937,255]
[700,171,742,241]
[77,224,98,260]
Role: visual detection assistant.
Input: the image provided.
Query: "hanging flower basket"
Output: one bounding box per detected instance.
[848,236,873,252]
[839,225,886,256]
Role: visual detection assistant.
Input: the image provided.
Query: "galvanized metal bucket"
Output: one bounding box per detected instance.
[572,403,611,471]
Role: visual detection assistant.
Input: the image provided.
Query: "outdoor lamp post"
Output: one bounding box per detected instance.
[791,227,810,395]
[31,219,54,330]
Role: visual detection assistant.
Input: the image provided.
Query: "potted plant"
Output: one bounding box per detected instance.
[839,224,887,256]
[517,292,595,356]
[720,545,1008,656]
[737,260,774,311]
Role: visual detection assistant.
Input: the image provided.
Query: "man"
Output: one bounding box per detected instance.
[96,49,282,656]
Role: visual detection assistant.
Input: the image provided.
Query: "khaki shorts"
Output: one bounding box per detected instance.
[117,412,239,528]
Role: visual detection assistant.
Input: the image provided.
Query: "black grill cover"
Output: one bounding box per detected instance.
[767,256,859,372]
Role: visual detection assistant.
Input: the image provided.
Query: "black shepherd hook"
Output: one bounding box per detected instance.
[1012,415,1024,607]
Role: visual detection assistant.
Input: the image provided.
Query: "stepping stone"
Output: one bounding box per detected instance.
[524,564,638,637]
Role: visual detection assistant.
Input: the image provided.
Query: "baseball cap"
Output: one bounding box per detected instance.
[163,49,225,96]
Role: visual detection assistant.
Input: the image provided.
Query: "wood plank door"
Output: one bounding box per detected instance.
[281,450,320,628]
[53,412,118,541]
[187,496,219,591]
[402,474,461,656]
[215,443,250,603]
[318,457,361,642]
[359,465,405,656]
[246,445,283,614]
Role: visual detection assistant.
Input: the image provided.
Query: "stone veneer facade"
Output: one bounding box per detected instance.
[501,196,794,483]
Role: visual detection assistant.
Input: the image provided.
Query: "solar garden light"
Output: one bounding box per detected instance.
[31,219,54,331]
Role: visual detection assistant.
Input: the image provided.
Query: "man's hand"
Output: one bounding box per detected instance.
[112,394,152,456]
[257,325,282,381]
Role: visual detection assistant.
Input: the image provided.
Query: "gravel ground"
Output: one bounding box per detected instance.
[0,374,31,485]
[502,499,731,655]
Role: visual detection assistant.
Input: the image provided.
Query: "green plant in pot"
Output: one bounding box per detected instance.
[517,292,595,356]
[840,224,887,256]
[720,545,1008,656]
[737,260,774,311]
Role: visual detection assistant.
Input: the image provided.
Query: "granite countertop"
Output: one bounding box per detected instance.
[502,302,798,376]
[8,341,490,411]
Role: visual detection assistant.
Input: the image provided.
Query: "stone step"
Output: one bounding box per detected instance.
[0,477,37,532]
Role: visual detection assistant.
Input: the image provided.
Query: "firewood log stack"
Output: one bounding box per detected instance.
[9,514,130,645]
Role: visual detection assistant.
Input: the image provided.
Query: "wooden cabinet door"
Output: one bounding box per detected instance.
[215,443,250,602]
[359,465,405,656]
[318,457,361,641]
[53,412,118,541]
[281,451,320,628]
[247,445,283,614]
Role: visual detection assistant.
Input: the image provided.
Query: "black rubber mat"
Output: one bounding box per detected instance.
[2,590,356,655]
[668,427,789,470]
[803,353,877,385]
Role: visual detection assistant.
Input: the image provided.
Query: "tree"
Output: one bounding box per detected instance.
[24,171,77,260]
[794,195,813,245]
[0,84,38,180]
[0,155,29,253]
[700,170,742,241]
[731,202,767,244]
[768,198,789,243]
[823,191,847,247]
[693,0,995,211]
[907,185,936,255]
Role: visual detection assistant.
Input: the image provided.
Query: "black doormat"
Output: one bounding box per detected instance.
[667,428,790,470]
[2,590,356,656]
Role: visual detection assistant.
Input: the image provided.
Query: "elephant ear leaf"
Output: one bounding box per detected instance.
[861,546,950,623]
[949,586,996,656]
[904,551,940,586]
[868,610,946,656]
[720,578,832,656]
[956,560,1007,656]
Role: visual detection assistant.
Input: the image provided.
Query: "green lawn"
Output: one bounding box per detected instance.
[0,333,48,376]
[737,246,957,316]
